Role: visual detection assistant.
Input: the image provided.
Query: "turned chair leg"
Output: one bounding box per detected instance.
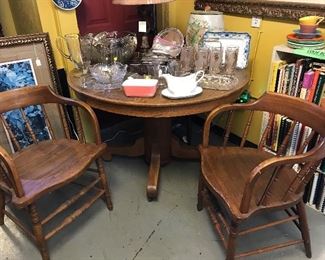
[197,174,204,211]
[96,158,113,211]
[226,221,239,260]
[29,204,49,260]
[296,201,312,258]
[0,190,4,225]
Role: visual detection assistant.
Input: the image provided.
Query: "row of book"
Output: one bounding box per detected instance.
[304,160,325,215]
[263,59,325,154]
[268,58,325,105]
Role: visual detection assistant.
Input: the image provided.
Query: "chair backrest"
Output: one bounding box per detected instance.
[204,92,325,213]
[0,85,92,198]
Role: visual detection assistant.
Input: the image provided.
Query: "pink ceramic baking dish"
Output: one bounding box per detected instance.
[122,79,158,97]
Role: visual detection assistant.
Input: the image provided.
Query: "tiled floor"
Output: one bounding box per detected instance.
[0,156,324,260]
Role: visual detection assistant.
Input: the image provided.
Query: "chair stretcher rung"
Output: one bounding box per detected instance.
[41,178,101,225]
[235,239,303,258]
[45,189,104,241]
[285,209,300,230]
[215,211,229,234]
[238,215,299,236]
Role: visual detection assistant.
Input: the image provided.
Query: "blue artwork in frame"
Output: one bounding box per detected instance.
[0,59,50,150]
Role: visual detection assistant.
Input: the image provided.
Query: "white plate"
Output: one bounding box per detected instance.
[202,32,251,69]
[161,87,203,99]
[52,0,82,10]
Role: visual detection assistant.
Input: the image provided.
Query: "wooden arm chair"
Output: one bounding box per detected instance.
[198,92,325,259]
[0,86,113,260]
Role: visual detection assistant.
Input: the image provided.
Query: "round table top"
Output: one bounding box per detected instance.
[67,70,250,118]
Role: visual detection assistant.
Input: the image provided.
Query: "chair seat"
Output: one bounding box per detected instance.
[200,146,297,219]
[11,139,107,207]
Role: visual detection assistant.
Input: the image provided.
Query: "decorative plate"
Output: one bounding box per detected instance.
[161,87,203,99]
[287,33,324,43]
[287,41,325,49]
[293,29,322,39]
[52,0,82,11]
[202,32,251,69]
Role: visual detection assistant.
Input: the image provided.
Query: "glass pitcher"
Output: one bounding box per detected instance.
[56,33,92,74]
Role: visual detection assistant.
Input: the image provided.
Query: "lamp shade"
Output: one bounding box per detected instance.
[113,0,174,4]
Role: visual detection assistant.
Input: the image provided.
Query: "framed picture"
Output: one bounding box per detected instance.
[194,0,325,20]
[0,33,65,152]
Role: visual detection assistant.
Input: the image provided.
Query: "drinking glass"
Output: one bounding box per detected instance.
[167,60,183,76]
[208,46,223,75]
[179,46,194,73]
[194,47,210,72]
[224,47,239,74]
[56,33,91,75]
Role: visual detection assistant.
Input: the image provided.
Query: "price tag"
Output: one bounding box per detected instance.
[293,48,325,60]
[138,21,147,33]
[35,58,42,66]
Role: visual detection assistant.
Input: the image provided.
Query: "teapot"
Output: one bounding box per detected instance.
[161,70,204,95]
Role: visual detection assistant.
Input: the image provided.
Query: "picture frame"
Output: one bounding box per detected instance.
[194,0,325,20]
[0,33,65,152]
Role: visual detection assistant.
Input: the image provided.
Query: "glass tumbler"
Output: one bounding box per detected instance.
[194,47,210,72]
[224,47,239,74]
[208,46,223,75]
[179,46,194,73]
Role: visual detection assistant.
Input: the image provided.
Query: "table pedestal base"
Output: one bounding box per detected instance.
[107,118,199,201]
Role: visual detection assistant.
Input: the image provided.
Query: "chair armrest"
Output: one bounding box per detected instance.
[240,140,325,213]
[202,101,259,147]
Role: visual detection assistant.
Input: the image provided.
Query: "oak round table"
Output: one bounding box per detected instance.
[68,70,250,201]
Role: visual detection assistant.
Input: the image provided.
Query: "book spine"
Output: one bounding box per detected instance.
[293,59,304,97]
[277,64,287,94]
[307,70,320,102]
[268,60,285,92]
[308,172,319,205]
[312,72,325,104]
[315,173,325,209]
[286,63,295,95]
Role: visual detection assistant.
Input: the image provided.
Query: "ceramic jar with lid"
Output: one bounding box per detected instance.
[186,11,224,47]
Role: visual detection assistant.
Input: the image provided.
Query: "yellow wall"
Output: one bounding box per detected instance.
[167,0,325,144]
[35,0,79,70]
[0,0,17,36]
[9,0,42,34]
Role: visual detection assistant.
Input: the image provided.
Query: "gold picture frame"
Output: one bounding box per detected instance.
[194,0,325,20]
[0,33,65,152]
[0,32,61,94]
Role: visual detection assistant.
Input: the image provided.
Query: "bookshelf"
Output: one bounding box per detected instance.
[263,44,325,214]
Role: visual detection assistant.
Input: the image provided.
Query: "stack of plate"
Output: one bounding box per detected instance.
[287,30,325,49]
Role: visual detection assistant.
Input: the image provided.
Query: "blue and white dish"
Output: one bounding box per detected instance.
[52,0,82,11]
[202,32,251,69]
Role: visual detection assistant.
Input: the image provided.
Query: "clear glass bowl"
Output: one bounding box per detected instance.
[152,28,184,57]
[81,31,137,64]
[89,62,128,88]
